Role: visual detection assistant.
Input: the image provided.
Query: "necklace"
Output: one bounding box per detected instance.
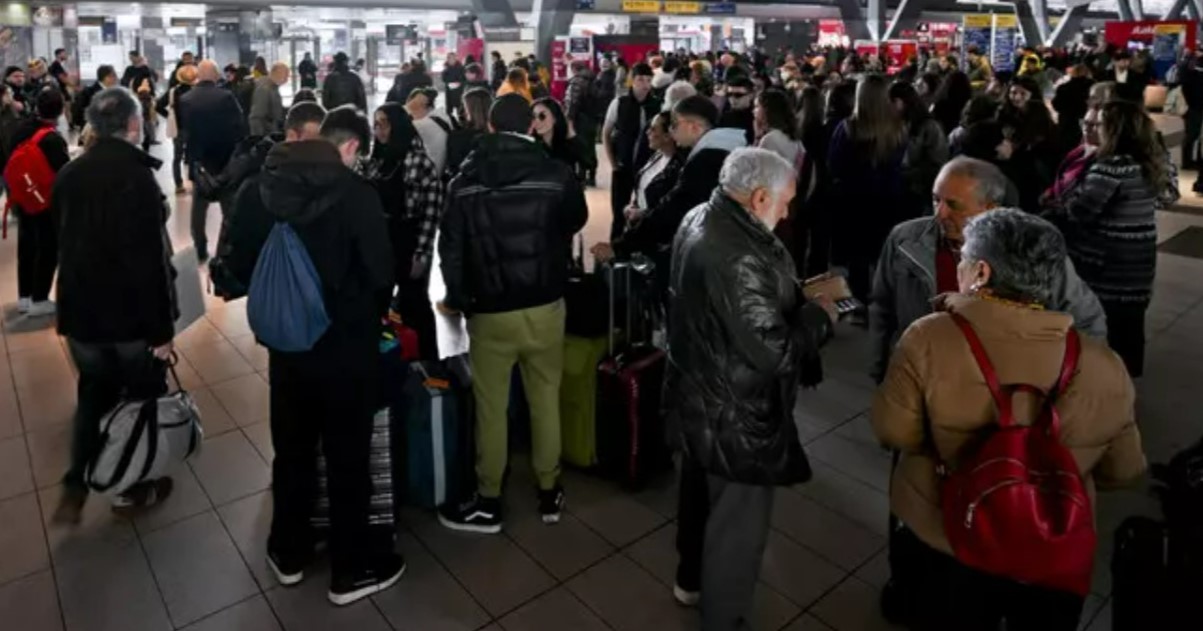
[974,289,1045,311]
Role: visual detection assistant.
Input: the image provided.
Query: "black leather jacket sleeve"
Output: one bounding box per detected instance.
[439,179,468,312]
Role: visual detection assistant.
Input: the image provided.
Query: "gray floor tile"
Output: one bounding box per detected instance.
[854,550,890,590]
[410,516,556,617]
[264,568,393,631]
[506,510,614,580]
[55,538,173,631]
[771,488,885,571]
[747,583,802,631]
[804,429,892,493]
[228,334,271,372]
[25,422,72,489]
[38,484,137,565]
[133,465,214,535]
[16,381,77,434]
[0,569,62,631]
[371,533,491,631]
[189,430,272,506]
[180,338,255,386]
[142,510,259,627]
[624,523,678,586]
[176,319,227,350]
[497,586,609,631]
[809,577,904,631]
[211,372,270,427]
[566,554,697,631]
[191,387,239,440]
[758,530,846,609]
[0,383,22,440]
[243,422,275,464]
[0,434,34,500]
[1079,595,1107,631]
[562,470,669,547]
[782,613,835,630]
[180,595,282,631]
[216,490,277,590]
[1084,600,1112,631]
[794,460,890,537]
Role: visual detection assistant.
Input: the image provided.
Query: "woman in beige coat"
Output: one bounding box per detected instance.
[872,208,1146,631]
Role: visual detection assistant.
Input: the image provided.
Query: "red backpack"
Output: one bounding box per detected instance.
[940,313,1096,596]
[3,127,57,238]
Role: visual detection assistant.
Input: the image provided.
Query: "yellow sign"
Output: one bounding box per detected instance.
[1155,23,1186,35]
[622,0,661,12]
[994,15,1018,28]
[963,15,991,28]
[664,1,701,13]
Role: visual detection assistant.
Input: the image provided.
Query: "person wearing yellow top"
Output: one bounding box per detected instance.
[496,67,533,103]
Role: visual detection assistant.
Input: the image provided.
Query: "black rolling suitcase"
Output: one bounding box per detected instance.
[595,259,671,489]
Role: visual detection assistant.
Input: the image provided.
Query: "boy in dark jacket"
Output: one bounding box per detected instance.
[9,87,70,316]
[51,87,177,524]
[223,105,401,607]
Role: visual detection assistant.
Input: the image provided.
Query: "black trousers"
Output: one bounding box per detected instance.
[267,331,391,577]
[890,524,1084,631]
[390,218,438,361]
[172,138,186,189]
[1184,109,1203,168]
[675,458,775,631]
[610,168,635,240]
[575,117,599,177]
[1102,299,1147,378]
[64,339,167,493]
[190,176,235,261]
[16,207,58,302]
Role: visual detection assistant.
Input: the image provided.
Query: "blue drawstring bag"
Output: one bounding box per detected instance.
[247,222,331,352]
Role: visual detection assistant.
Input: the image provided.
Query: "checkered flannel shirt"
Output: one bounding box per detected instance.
[403,139,446,266]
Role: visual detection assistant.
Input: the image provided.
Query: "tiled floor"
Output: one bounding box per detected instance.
[1,139,1202,631]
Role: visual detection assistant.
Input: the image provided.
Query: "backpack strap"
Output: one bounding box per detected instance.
[29,126,55,147]
[949,312,1014,427]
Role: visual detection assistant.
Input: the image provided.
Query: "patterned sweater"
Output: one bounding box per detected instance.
[1052,155,1176,304]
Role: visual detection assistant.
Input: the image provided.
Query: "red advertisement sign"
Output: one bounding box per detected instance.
[884,40,919,73]
[1104,19,1197,50]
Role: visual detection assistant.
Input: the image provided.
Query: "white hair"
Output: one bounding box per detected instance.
[719,148,796,199]
[663,80,698,112]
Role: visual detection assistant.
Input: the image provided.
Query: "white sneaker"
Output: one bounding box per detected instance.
[26,300,56,317]
[673,584,700,607]
[16,297,31,313]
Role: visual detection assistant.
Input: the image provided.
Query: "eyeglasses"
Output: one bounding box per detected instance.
[727,90,751,98]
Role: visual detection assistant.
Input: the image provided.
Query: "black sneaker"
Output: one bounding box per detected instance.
[328,553,406,606]
[438,494,503,534]
[537,486,565,524]
[266,550,306,587]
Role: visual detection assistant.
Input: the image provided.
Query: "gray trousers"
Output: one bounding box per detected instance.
[679,461,776,631]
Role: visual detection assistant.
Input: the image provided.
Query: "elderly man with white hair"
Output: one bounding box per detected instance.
[666,147,838,631]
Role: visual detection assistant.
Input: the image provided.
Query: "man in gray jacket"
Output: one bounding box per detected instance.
[870,156,1107,382]
[249,62,289,137]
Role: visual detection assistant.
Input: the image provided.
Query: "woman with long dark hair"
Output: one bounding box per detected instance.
[532,97,586,175]
[829,74,907,306]
[930,70,972,135]
[797,80,855,277]
[368,103,445,360]
[444,88,492,179]
[754,89,802,166]
[1046,100,1177,377]
[890,81,949,219]
[998,76,1062,211]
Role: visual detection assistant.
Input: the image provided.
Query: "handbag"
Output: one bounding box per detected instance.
[85,358,204,496]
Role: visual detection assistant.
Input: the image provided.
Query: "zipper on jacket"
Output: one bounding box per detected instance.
[898,244,936,290]
[962,479,1089,528]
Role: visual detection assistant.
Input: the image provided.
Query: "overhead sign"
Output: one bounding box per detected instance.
[576,0,595,9]
[622,0,661,13]
[665,1,700,13]
[704,2,737,14]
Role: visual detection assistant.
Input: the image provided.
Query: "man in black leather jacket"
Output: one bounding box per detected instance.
[437,94,588,534]
[666,148,836,630]
[322,52,367,112]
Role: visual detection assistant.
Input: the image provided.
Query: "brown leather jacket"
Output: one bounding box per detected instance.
[871,294,1146,555]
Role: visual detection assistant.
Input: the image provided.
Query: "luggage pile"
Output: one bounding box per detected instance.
[1111,439,1203,630]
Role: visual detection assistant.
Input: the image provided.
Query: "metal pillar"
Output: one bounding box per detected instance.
[1047,4,1089,48]
[1014,2,1043,48]
[1165,0,1190,19]
[1117,0,1136,21]
[883,0,935,42]
[834,0,873,42]
[470,0,519,28]
[866,0,888,41]
[532,0,575,68]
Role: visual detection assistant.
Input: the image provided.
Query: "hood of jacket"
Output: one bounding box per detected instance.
[258,139,355,225]
[689,127,747,160]
[458,133,550,188]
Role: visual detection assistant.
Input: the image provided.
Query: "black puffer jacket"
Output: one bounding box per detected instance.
[665,191,833,485]
[439,133,588,315]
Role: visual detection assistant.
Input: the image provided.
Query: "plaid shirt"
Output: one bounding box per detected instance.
[403,139,445,265]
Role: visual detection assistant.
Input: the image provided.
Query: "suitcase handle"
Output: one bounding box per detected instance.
[607,261,635,357]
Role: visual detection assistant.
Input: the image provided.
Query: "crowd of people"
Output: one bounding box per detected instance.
[3,35,1177,630]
